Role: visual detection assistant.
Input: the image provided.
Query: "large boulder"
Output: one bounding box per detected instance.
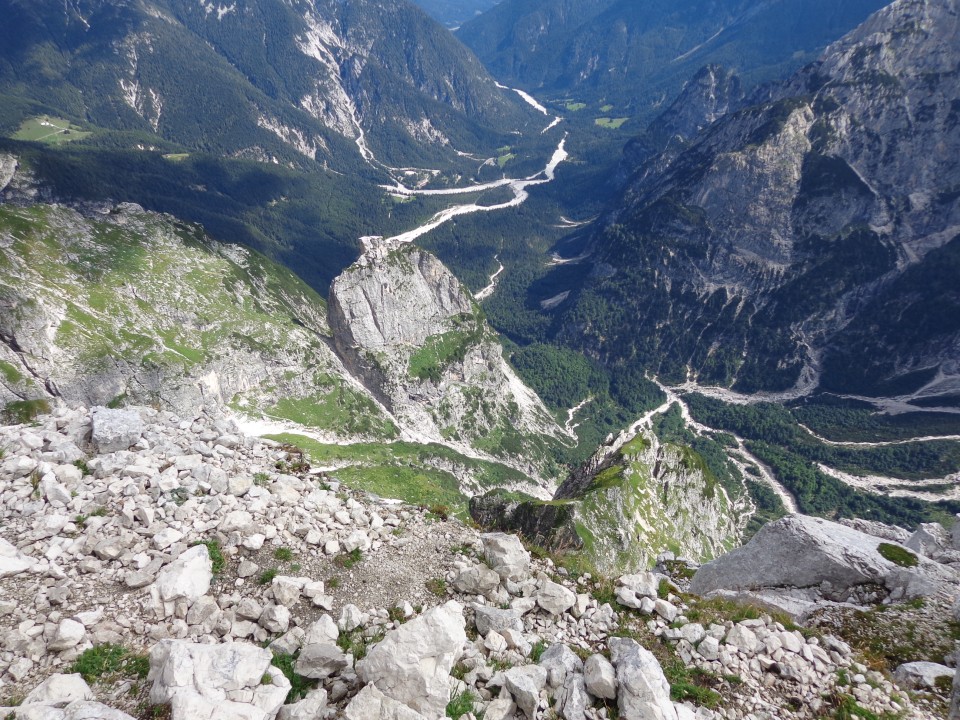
[356,600,466,719]
[90,407,143,453]
[893,661,954,689]
[22,674,93,705]
[690,515,957,603]
[152,545,213,605]
[608,637,678,720]
[0,537,38,578]
[148,640,290,720]
[344,684,427,720]
[482,533,531,583]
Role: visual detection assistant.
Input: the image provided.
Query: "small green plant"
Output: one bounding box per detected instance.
[830,692,887,720]
[657,578,672,600]
[258,568,279,585]
[425,577,447,597]
[274,547,293,562]
[530,640,549,663]
[75,514,89,527]
[662,658,722,708]
[253,472,270,487]
[73,458,90,476]
[261,673,273,685]
[71,644,149,683]
[192,539,225,575]
[877,543,918,568]
[334,548,363,569]
[90,506,108,517]
[327,576,341,589]
[270,652,317,703]
[337,628,383,661]
[290,563,301,573]
[445,688,479,720]
[2,399,51,424]
[427,504,450,521]
[836,668,850,687]
[388,606,406,623]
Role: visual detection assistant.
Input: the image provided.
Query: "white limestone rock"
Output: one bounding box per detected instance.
[482,533,531,583]
[152,545,212,605]
[504,664,547,719]
[609,637,678,720]
[356,600,466,718]
[91,407,143,453]
[148,639,289,720]
[344,684,427,720]
[583,654,616,700]
[22,674,93,705]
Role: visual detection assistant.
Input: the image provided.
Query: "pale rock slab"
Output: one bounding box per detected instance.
[344,684,427,720]
[152,545,212,606]
[91,407,143,453]
[609,637,678,720]
[148,639,289,720]
[356,600,466,719]
[482,533,530,582]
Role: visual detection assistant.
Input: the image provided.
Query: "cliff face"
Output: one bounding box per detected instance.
[470,430,746,574]
[0,185,400,440]
[560,0,960,400]
[328,242,572,486]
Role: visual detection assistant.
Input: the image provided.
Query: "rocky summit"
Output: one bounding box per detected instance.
[0,404,957,719]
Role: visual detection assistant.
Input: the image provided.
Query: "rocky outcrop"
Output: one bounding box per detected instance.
[0,200,395,441]
[0,404,941,720]
[328,243,571,483]
[561,0,960,398]
[690,514,960,618]
[471,430,744,573]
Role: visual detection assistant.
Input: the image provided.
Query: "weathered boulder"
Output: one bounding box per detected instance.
[482,533,530,582]
[504,664,547,719]
[90,407,143,453]
[452,564,501,597]
[538,644,583,689]
[294,643,350,680]
[609,637,678,720]
[615,573,660,608]
[905,523,949,558]
[690,515,957,603]
[344,684,427,720]
[473,604,524,637]
[893,661,954,689]
[148,640,289,720]
[22,674,93,705]
[11,701,138,719]
[537,580,576,616]
[556,672,590,720]
[0,537,38,578]
[276,689,327,720]
[583,654,617,700]
[152,545,212,605]
[47,620,85,652]
[356,600,466,718]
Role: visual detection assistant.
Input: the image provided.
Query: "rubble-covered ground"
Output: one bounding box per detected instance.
[0,405,956,720]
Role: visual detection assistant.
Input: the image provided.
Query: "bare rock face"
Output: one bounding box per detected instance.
[328,243,569,482]
[356,600,467,719]
[690,514,959,608]
[148,640,290,720]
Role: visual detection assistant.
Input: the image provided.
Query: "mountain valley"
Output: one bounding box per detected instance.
[0,0,959,718]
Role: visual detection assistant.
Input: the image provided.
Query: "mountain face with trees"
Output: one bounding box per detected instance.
[457,0,889,121]
[0,0,536,169]
[555,0,960,402]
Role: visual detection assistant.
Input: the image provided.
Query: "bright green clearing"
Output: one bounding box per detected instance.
[12,116,91,145]
[565,102,587,112]
[599,104,614,112]
[595,117,630,129]
[268,433,533,519]
[497,153,516,168]
[162,153,191,162]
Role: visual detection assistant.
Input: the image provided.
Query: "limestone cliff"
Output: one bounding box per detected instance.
[470,429,746,574]
[560,0,960,400]
[328,242,572,486]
